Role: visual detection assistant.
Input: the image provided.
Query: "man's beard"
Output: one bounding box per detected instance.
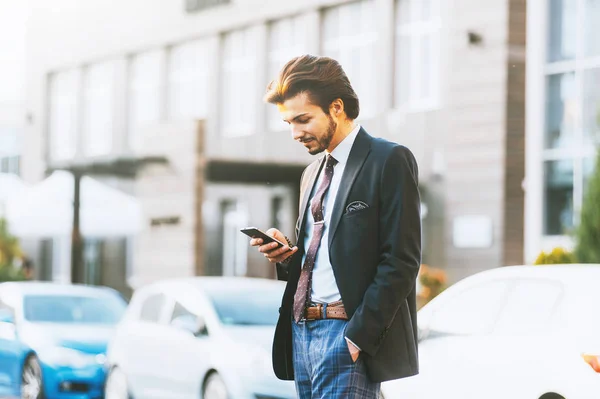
[308,116,337,155]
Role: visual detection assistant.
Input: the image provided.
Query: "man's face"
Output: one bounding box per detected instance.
[278,92,337,155]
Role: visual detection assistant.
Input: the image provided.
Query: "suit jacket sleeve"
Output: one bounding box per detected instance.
[345,145,422,357]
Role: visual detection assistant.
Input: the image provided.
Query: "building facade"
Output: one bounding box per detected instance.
[23,0,527,291]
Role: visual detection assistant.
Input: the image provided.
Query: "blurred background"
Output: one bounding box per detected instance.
[2,0,598,296]
[0,1,599,398]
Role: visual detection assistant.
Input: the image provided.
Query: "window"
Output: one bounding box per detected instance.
[221,27,260,136]
[545,73,577,150]
[23,294,126,324]
[0,156,19,175]
[139,293,166,323]
[83,61,117,157]
[322,0,377,119]
[129,50,165,150]
[544,160,574,235]
[267,15,311,131]
[170,301,196,322]
[429,280,509,335]
[168,40,210,121]
[542,1,600,237]
[493,280,563,335]
[547,0,576,62]
[394,0,441,110]
[48,70,79,161]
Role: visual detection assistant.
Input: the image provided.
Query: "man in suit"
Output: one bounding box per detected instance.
[250,55,421,398]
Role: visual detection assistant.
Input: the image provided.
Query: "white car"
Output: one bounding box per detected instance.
[381,264,600,399]
[104,277,296,399]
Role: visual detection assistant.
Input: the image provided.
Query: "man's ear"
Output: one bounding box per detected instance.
[329,98,345,118]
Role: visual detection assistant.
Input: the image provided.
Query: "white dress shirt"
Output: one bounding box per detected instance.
[302,124,361,304]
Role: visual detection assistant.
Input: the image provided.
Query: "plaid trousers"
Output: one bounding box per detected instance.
[292,318,380,399]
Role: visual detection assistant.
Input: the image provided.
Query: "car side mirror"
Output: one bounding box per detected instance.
[171,314,207,337]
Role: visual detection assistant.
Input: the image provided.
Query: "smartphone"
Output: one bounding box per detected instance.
[240,227,287,248]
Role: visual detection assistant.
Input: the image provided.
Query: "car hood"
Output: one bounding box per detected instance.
[20,322,115,354]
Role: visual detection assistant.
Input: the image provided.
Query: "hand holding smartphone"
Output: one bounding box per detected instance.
[240,227,287,248]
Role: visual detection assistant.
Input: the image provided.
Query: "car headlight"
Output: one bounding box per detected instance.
[38,347,105,368]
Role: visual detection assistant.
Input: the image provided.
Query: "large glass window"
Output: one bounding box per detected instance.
[543,1,600,237]
[168,40,210,121]
[129,50,165,150]
[48,70,79,161]
[322,0,377,119]
[221,27,260,137]
[394,0,441,110]
[547,0,576,62]
[267,15,310,131]
[83,61,117,157]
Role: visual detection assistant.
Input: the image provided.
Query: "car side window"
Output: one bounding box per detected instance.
[492,280,563,335]
[429,280,510,336]
[170,301,197,322]
[139,293,166,323]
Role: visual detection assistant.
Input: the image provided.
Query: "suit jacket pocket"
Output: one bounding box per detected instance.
[343,206,373,218]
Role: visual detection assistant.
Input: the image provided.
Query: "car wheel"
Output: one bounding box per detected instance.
[203,373,228,399]
[21,355,43,399]
[105,367,131,399]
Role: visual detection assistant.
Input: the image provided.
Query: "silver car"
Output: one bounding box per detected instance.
[104,277,296,399]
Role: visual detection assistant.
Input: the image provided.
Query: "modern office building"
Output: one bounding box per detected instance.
[22,0,527,291]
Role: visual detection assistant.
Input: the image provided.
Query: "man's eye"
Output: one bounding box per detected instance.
[298,119,309,124]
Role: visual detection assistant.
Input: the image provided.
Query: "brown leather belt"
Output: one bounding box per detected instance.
[304,300,348,321]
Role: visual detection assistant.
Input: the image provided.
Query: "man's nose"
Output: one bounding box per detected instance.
[291,126,303,141]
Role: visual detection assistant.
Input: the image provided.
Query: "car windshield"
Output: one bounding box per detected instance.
[23,294,127,324]
[206,284,283,326]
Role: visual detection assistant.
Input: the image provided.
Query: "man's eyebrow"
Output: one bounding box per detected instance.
[284,113,310,123]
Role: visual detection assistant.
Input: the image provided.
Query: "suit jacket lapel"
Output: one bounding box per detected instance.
[296,156,325,243]
[328,128,372,249]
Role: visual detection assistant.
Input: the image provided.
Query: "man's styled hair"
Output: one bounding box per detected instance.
[264,54,360,120]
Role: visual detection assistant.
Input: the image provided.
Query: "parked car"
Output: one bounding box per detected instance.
[105,277,296,399]
[381,264,600,399]
[0,282,127,399]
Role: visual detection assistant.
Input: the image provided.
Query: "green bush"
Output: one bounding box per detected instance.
[534,247,577,265]
[0,218,26,282]
[575,150,600,263]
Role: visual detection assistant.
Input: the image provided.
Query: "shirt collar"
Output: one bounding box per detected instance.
[327,124,361,166]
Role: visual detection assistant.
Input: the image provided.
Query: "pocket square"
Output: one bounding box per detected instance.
[346,201,369,213]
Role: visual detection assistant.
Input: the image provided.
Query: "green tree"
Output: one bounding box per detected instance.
[575,150,600,263]
[0,218,26,282]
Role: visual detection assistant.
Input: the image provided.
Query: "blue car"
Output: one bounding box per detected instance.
[0,282,127,399]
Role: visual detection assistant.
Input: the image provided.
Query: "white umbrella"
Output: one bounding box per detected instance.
[5,171,142,237]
